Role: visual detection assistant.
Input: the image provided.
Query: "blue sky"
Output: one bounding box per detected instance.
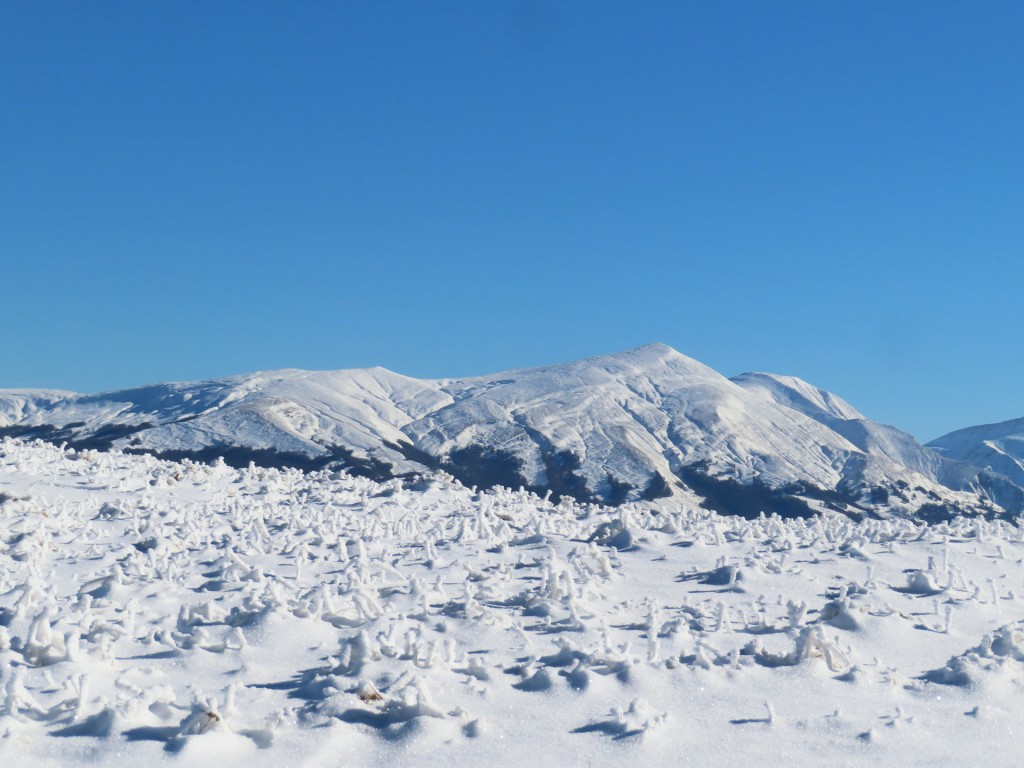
[2,2,1023,441]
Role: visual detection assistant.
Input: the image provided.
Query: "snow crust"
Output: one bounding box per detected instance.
[3,438,1024,766]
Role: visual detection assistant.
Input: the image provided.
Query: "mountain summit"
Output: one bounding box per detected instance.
[1,345,1018,519]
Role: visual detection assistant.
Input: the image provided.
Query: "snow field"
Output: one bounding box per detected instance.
[2,438,1024,766]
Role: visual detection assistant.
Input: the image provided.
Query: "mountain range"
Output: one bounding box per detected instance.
[1,343,1020,520]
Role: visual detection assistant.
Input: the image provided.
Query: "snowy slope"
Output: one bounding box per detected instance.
[0,345,1015,518]
[0,389,77,425]
[0,368,451,472]
[730,372,864,423]
[4,439,1024,767]
[414,344,861,499]
[929,417,1024,488]
[734,373,1024,515]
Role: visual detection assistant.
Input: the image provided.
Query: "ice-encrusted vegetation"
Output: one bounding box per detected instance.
[2,437,1024,766]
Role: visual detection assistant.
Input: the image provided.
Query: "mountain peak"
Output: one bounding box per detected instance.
[630,342,679,357]
[586,343,718,377]
[568,343,683,368]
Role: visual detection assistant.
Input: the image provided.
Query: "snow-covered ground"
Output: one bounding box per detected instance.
[3,438,1024,766]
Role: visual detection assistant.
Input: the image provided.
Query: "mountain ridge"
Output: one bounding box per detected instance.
[1,344,1019,520]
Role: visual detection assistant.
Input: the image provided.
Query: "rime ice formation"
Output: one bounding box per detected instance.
[3,438,1024,765]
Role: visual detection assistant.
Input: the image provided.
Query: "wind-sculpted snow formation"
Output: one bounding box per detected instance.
[4,438,1024,765]
[0,344,1019,519]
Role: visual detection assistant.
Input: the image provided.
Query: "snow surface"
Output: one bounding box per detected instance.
[3,438,1024,766]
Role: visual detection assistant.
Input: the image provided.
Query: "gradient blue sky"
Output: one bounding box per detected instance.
[2,2,1023,441]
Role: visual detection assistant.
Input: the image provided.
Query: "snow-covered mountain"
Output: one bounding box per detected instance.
[0,344,1018,518]
[929,418,1024,489]
[733,372,1024,517]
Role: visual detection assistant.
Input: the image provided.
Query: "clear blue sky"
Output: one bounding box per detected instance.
[2,2,1023,442]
